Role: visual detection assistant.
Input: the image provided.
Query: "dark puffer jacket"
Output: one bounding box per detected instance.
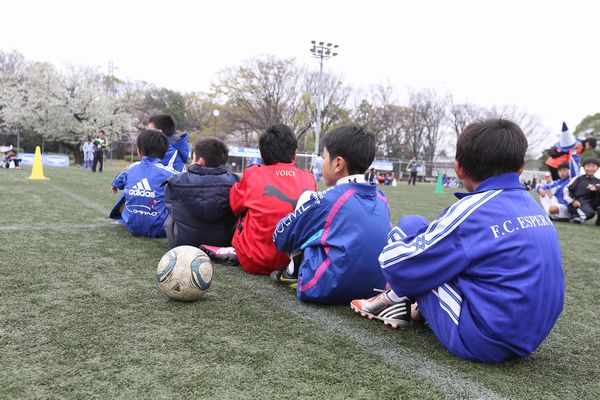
[164,164,239,247]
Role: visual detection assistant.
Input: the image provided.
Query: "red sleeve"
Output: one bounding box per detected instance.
[229,172,249,216]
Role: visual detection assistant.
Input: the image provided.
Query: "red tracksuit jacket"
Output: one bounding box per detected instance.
[230,163,316,274]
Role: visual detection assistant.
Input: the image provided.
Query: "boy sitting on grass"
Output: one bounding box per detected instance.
[147,113,190,173]
[564,158,600,224]
[537,162,571,221]
[109,129,177,238]
[351,119,564,363]
[202,124,316,275]
[164,137,239,248]
[272,126,389,304]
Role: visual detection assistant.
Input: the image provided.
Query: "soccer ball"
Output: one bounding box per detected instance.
[156,246,213,302]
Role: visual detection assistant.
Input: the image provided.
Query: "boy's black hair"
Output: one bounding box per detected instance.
[582,138,597,149]
[323,125,375,175]
[258,124,297,165]
[456,119,527,182]
[557,162,570,171]
[194,137,229,167]
[582,157,600,167]
[148,113,176,136]
[136,129,169,159]
[98,129,105,135]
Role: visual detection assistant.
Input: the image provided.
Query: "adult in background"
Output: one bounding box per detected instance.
[92,130,107,172]
[311,155,323,183]
[407,157,419,185]
[364,167,376,183]
[544,122,594,180]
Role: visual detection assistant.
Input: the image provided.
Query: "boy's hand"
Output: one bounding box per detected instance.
[572,200,581,208]
[110,186,118,194]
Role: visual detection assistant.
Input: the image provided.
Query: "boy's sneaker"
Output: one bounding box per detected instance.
[200,245,239,266]
[570,217,583,224]
[350,290,411,329]
[270,267,298,289]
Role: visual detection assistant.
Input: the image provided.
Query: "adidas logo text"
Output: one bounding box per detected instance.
[128,178,156,198]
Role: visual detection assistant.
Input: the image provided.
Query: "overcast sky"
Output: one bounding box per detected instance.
[2,0,599,140]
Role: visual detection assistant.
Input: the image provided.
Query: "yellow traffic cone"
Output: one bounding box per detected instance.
[27,146,49,180]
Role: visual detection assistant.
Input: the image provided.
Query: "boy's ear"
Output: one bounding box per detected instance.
[334,156,346,174]
[195,157,206,167]
[454,160,467,180]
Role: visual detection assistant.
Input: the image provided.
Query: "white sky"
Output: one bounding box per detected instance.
[2,0,599,140]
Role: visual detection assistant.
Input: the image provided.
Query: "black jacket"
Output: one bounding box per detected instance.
[565,174,600,204]
[164,164,239,247]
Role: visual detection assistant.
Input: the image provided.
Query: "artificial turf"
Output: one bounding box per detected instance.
[0,164,598,399]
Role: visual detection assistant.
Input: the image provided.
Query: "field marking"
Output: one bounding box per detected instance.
[45,181,111,215]
[0,223,111,232]
[218,266,506,400]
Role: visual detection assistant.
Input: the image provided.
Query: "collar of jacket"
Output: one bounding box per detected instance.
[142,156,162,164]
[188,164,228,175]
[454,173,524,199]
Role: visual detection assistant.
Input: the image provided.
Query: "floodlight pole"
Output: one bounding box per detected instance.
[315,59,324,156]
[310,41,339,156]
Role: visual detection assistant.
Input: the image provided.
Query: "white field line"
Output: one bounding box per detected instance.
[45,181,111,215]
[0,223,108,232]
[218,267,506,400]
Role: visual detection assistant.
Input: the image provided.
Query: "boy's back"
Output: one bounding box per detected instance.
[274,182,389,304]
[147,113,189,172]
[110,157,176,237]
[230,163,315,274]
[165,164,239,247]
[379,174,564,362]
[162,132,189,172]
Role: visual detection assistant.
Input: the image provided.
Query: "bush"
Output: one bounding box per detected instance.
[124,155,140,162]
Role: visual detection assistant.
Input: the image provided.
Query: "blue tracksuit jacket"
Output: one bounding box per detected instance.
[273,182,389,304]
[161,133,190,172]
[537,177,570,205]
[109,157,177,237]
[380,173,564,363]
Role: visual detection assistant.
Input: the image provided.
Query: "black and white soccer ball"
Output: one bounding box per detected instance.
[156,246,213,302]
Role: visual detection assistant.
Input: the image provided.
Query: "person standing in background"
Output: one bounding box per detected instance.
[407,157,419,185]
[82,138,94,169]
[92,130,107,172]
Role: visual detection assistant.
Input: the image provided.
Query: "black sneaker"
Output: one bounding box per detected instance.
[270,267,297,289]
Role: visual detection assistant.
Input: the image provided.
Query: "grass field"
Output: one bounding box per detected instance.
[1,164,599,399]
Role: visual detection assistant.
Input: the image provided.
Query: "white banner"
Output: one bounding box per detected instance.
[20,153,70,167]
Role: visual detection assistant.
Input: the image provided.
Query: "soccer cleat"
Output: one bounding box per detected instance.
[350,290,411,329]
[410,302,427,325]
[200,245,239,266]
[270,267,298,289]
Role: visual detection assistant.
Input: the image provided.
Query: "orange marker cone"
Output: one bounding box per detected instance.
[27,146,49,180]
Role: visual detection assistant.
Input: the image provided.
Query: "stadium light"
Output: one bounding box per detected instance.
[309,40,339,156]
